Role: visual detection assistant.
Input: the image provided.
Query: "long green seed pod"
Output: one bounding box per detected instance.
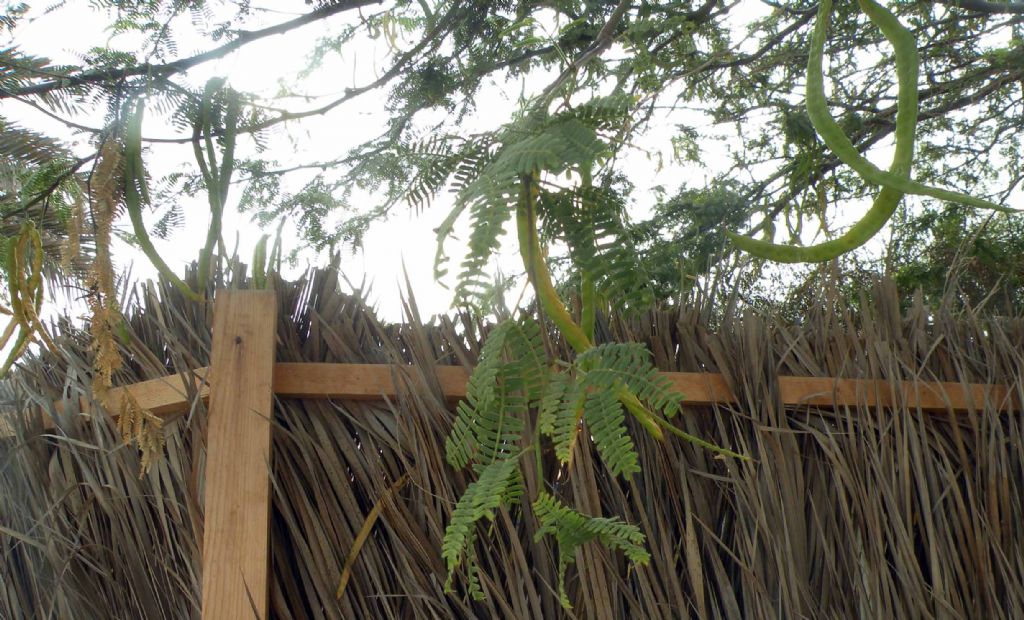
[0,224,55,374]
[19,224,58,354]
[252,233,269,289]
[517,173,593,353]
[807,0,1014,213]
[196,79,239,290]
[517,173,665,440]
[730,0,917,262]
[124,99,203,301]
[731,0,1016,263]
[0,239,21,353]
[578,164,597,340]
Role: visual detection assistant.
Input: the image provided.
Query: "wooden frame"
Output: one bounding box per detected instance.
[16,362,1019,434]
[201,291,277,619]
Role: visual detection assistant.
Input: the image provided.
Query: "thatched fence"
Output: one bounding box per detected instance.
[2,267,1023,618]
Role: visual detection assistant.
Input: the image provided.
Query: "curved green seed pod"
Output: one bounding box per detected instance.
[726,187,906,262]
[0,223,57,374]
[732,0,1016,263]
[196,78,239,290]
[808,0,1012,212]
[516,173,593,353]
[124,99,203,301]
[19,223,58,354]
[730,0,917,262]
[516,173,665,441]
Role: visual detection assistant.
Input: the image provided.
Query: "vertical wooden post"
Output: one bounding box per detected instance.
[202,290,277,619]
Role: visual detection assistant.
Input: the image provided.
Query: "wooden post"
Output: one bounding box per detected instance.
[202,290,277,619]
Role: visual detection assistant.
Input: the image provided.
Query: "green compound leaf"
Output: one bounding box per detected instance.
[442,458,521,600]
[445,318,548,469]
[533,492,650,609]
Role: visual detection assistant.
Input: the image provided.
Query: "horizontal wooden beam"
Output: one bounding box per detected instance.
[0,368,211,436]
[5,363,1018,436]
[272,363,471,400]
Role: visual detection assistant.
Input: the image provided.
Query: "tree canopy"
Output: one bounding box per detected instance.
[2,0,1022,312]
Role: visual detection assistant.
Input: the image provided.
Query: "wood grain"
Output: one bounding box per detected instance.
[7,364,1018,439]
[201,291,277,620]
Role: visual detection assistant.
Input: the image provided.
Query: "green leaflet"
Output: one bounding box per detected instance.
[533,492,650,609]
[577,344,683,418]
[540,184,655,312]
[432,109,618,307]
[492,117,607,175]
[538,343,685,476]
[582,388,639,477]
[537,369,582,464]
[402,135,492,213]
[441,458,521,600]
[444,318,547,469]
[442,321,673,598]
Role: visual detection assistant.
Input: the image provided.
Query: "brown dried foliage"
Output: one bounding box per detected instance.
[81,137,164,470]
[1,269,1023,618]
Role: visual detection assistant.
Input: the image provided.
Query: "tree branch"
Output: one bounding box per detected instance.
[2,0,384,99]
[537,0,632,103]
[930,0,1024,15]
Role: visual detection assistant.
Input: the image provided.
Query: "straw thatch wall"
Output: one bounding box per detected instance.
[2,267,1023,619]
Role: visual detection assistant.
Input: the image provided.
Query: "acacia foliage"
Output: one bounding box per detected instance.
[2,0,1022,266]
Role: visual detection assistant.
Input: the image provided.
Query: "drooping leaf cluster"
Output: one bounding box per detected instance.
[406,94,655,312]
[532,491,649,608]
[442,316,678,607]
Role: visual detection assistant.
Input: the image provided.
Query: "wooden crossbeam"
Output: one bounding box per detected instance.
[7,364,1018,438]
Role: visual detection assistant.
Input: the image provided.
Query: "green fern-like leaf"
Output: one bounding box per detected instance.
[538,369,585,464]
[454,182,517,304]
[437,111,612,306]
[540,184,655,311]
[533,492,650,609]
[581,387,639,476]
[538,343,682,474]
[401,135,494,213]
[0,117,71,167]
[445,318,548,469]
[442,457,520,598]
[492,117,606,175]
[566,93,635,133]
[578,343,683,418]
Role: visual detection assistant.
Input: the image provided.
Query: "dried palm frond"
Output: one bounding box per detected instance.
[1,266,1022,619]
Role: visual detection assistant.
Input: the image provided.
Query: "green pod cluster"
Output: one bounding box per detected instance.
[123,99,203,301]
[0,222,57,374]
[195,78,240,291]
